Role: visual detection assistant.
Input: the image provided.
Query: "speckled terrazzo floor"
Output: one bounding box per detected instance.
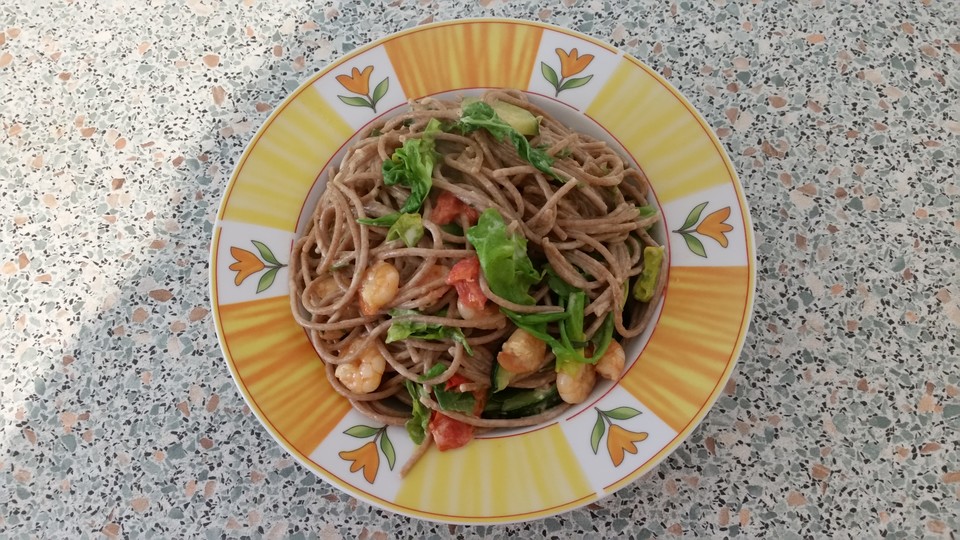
[1,0,958,538]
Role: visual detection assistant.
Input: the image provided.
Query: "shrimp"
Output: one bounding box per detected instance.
[497,328,546,374]
[358,261,399,316]
[458,299,502,321]
[334,340,387,394]
[595,341,626,381]
[557,362,596,404]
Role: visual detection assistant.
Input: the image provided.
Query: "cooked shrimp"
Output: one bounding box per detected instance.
[335,341,386,394]
[595,341,626,381]
[497,328,546,374]
[359,261,399,316]
[557,362,596,404]
[458,300,501,321]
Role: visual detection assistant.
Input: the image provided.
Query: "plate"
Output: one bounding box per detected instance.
[210,18,755,524]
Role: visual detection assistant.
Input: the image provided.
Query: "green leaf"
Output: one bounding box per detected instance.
[501,309,570,325]
[455,102,556,179]
[379,431,396,470]
[637,205,658,220]
[433,383,476,414]
[466,208,542,306]
[385,213,424,248]
[559,74,593,91]
[565,291,586,343]
[632,246,665,302]
[404,381,430,445]
[379,118,442,216]
[418,363,448,382]
[386,309,474,356]
[679,202,709,231]
[250,240,281,266]
[440,223,463,236]
[681,232,707,258]
[357,213,401,227]
[590,413,605,454]
[256,267,279,293]
[603,407,642,420]
[541,62,560,89]
[544,266,581,297]
[343,425,380,438]
[586,314,614,364]
[371,78,389,107]
[338,95,372,108]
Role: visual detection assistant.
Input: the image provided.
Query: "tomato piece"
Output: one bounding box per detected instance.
[455,281,487,311]
[462,204,480,225]
[447,256,480,283]
[429,412,475,451]
[444,373,471,391]
[446,257,487,310]
[432,192,479,226]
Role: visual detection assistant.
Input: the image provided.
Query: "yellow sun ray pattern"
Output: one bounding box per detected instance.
[383,21,543,99]
[620,266,751,433]
[586,58,734,204]
[218,295,351,454]
[220,86,353,231]
[394,425,593,520]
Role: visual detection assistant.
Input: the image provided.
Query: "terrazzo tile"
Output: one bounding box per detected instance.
[0,0,958,537]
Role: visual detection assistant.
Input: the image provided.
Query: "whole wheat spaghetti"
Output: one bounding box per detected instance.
[290,90,666,472]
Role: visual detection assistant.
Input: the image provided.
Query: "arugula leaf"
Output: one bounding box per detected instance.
[589,313,615,363]
[565,291,586,344]
[633,246,664,302]
[501,309,570,325]
[356,213,401,227]
[417,363,447,382]
[404,380,430,445]
[385,213,424,247]
[544,266,581,297]
[433,384,476,414]
[455,102,556,179]
[439,223,464,236]
[386,309,474,356]
[357,119,442,227]
[465,208,542,306]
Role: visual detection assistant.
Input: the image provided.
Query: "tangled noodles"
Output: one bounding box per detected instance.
[290,90,666,474]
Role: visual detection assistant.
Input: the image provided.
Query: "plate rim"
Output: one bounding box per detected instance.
[208,16,757,524]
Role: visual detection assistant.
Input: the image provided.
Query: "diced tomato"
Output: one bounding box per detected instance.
[446,256,487,311]
[429,412,474,451]
[444,373,471,391]
[432,191,479,226]
[447,256,480,282]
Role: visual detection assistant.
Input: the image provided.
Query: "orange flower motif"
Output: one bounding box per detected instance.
[695,207,734,248]
[606,424,648,467]
[336,66,374,96]
[229,247,264,286]
[338,441,380,484]
[556,48,594,78]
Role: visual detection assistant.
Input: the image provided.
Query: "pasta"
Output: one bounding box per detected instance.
[290,90,666,471]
